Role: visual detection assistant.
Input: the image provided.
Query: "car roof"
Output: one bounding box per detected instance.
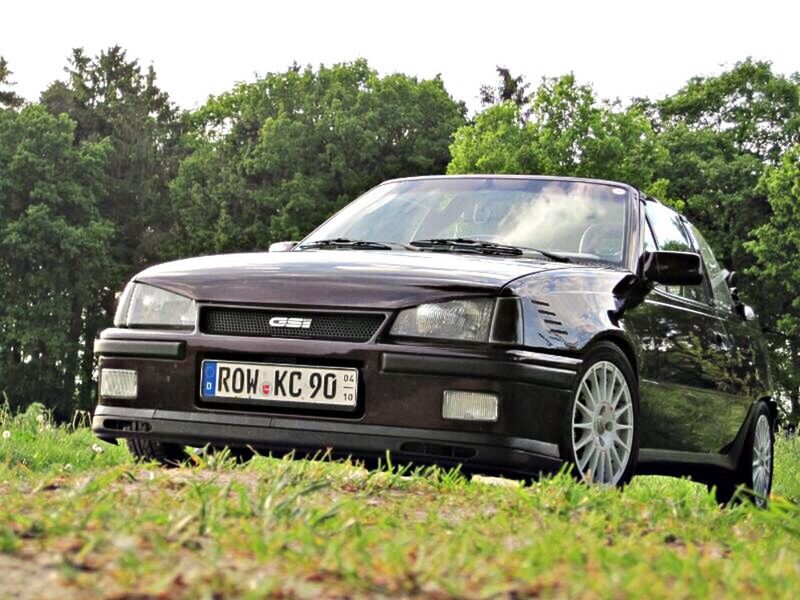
[379,174,642,195]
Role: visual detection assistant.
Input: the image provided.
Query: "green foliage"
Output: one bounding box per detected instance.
[34,46,184,411]
[1,48,800,424]
[0,105,113,416]
[747,146,800,420]
[0,56,23,108]
[649,61,800,423]
[478,65,531,109]
[449,74,665,188]
[167,60,466,257]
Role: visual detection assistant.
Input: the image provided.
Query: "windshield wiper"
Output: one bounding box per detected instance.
[410,238,572,262]
[520,247,572,263]
[409,238,523,257]
[299,238,394,250]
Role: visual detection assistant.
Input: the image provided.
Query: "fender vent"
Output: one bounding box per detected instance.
[532,299,568,337]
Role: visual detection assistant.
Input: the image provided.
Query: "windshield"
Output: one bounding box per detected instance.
[300,177,630,264]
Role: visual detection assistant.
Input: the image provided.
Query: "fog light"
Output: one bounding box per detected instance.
[100,369,138,399]
[442,390,499,422]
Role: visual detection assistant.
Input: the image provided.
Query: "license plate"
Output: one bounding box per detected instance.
[200,360,358,409]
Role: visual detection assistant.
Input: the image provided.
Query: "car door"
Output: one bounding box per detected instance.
[683,221,764,432]
[638,201,736,453]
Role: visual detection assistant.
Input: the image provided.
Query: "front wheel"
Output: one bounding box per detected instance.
[562,342,640,486]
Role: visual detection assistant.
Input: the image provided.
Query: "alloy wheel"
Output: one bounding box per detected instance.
[571,361,634,485]
[752,413,772,505]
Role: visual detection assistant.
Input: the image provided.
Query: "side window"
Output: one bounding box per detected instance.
[644,202,708,303]
[685,221,734,310]
[643,219,657,252]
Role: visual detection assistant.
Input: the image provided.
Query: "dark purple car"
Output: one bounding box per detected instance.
[92,176,775,502]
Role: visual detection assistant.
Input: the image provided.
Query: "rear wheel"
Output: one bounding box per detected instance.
[125,424,186,467]
[714,401,773,507]
[563,342,639,486]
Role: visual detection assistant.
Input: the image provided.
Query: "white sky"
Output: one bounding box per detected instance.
[4,0,799,114]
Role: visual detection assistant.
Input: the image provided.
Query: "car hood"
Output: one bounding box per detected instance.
[135,250,578,309]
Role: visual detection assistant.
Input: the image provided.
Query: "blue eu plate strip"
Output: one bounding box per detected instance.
[202,361,217,397]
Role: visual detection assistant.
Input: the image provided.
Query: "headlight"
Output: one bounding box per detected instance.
[391,298,496,342]
[114,283,197,330]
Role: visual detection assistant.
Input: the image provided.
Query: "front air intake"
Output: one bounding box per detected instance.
[200,307,385,342]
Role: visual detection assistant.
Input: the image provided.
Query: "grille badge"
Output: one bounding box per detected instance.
[268,317,312,329]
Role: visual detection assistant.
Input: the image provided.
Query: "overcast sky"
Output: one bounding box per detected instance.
[4,1,799,114]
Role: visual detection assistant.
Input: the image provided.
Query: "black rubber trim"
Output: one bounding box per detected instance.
[94,339,186,359]
[380,352,576,389]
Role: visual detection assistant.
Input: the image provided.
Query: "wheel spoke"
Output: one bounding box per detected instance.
[613,434,630,454]
[581,382,597,409]
[611,375,625,408]
[578,444,595,471]
[576,399,593,421]
[589,447,601,479]
[605,452,614,483]
[606,366,617,403]
[575,434,594,451]
[610,443,622,469]
[596,451,605,483]
[591,370,602,404]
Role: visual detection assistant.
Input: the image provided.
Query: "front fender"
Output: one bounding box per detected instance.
[504,268,644,363]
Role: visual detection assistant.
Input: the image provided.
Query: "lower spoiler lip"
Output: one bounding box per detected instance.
[92,405,565,476]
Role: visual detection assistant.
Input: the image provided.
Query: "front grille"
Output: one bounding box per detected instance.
[200,307,385,342]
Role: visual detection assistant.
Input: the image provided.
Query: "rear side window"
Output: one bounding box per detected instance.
[685,222,734,310]
[644,202,708,303]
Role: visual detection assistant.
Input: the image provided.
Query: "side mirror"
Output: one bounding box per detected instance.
[642,251,703,286]
[723,269,741,302]
[268,241,298,252]
[735,303,757,322]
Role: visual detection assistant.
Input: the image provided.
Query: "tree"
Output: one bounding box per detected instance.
[39,46,184,405]
[167,60,466,257]
[746,146,800,424]
[0,105,112,417]
[449,74,665,189]
[649,59,800,272]
[647,61,800,422]
[0,56,24,108]
[479,66,531,109]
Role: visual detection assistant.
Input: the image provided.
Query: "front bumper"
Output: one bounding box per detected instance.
[92,330,582,476]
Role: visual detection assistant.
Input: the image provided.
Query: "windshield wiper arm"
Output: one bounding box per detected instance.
[409,238,572,262]
[520,247,572,263]
[409,237,523,256]
[299,238,394,250]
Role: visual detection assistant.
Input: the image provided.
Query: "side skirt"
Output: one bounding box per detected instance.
[636,402,758,486]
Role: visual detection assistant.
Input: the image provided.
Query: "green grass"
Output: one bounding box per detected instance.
[1,404,799,599]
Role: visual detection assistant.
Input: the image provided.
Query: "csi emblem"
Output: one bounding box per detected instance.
[268,316,312,329]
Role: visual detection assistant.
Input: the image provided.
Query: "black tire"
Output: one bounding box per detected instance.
[714,401,774,507]
[125,423,186,467]
[561,341,640,487]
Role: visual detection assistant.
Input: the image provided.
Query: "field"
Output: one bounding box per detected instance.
[1,404,799,599]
